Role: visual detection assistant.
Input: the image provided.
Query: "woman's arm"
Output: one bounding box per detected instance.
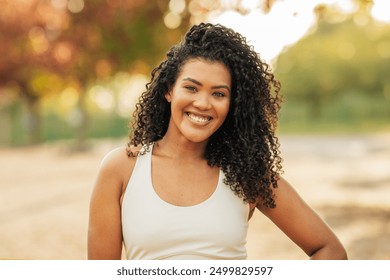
[88,147,134,260]
[257,177,347,260]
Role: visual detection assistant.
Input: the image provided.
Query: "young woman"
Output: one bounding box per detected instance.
[88,23,347,260]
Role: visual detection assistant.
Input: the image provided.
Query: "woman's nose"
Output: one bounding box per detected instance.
[193,92,211,110]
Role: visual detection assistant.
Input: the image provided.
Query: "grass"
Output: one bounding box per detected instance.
[278,93,390,135]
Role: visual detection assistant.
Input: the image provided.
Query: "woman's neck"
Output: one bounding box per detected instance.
[154,136,207,160]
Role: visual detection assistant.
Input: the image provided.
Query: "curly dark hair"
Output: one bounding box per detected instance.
[127,22,283,208]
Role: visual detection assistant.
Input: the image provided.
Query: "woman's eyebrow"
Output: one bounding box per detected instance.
[183,77,231,92]
[183,77,202,86]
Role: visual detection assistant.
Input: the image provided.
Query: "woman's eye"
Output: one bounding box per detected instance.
[184,86,197,92]
[213,92,225,97]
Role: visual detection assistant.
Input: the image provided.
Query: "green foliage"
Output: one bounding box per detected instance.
[42,113,129,142]
[276,11,390,125]
[279,91,390,134]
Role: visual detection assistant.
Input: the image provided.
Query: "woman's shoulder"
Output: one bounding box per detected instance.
[97,145,142,186]
[101,145,139,162]
[100,146,129,167]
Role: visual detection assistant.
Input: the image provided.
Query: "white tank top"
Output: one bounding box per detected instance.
[121,144,249,260]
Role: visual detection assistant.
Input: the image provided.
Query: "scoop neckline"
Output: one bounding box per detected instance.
[148,143,221,208]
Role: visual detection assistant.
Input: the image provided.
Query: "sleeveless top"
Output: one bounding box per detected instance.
[121,144,249,260]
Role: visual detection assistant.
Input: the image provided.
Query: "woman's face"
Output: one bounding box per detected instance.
[164,58,231,144]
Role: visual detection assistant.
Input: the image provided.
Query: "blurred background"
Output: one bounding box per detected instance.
[0,0,389,260]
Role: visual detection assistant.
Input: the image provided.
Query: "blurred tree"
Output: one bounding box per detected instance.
[275,3,390,119]
[0,0,191,146]
[0,0,67,144]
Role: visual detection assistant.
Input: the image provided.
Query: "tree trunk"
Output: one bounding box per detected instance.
[0,105,11,145]
[24,94,41,145]
[74,90,89,151]
[308,93,322,120]
[18,81,42,146]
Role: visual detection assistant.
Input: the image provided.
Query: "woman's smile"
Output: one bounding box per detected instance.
[185,112,212,124]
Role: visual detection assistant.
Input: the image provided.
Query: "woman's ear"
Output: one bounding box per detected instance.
[165,91,172,103]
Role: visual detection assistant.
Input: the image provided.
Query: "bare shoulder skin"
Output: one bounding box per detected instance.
[253,177,347,260]
[87,146,139,259]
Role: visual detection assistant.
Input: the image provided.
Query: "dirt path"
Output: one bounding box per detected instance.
[1,134,389,259]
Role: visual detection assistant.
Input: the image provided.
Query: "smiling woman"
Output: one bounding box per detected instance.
[87,23,347,260]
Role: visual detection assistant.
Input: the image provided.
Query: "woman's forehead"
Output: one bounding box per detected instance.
[176,59,231,87]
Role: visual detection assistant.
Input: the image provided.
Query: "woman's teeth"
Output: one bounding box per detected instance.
[187,113,211,123]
